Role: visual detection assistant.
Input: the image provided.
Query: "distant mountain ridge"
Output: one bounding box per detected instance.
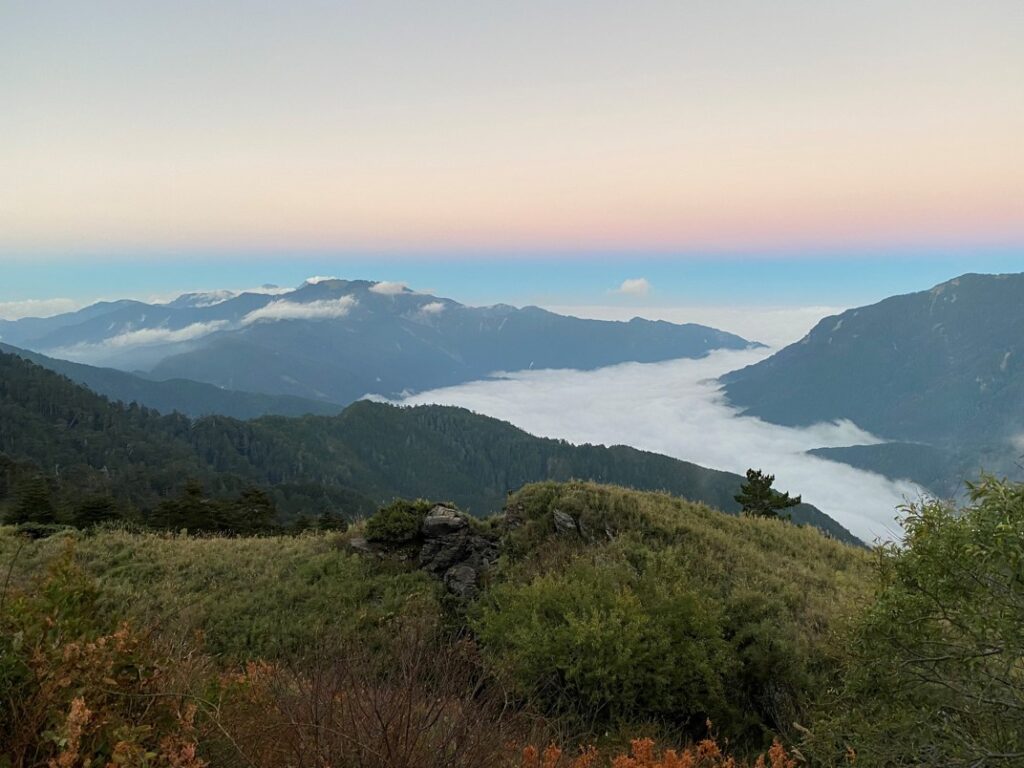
[0,343,344,419]
[722,272,1024,494]
[0,279,757,405]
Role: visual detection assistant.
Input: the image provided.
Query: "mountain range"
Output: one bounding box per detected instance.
[0,279,756,406]
[722,272,1024,495]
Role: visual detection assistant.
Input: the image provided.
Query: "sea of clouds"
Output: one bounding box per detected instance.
[394,347,922,542]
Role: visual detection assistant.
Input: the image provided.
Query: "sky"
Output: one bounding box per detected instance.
[2,2,1022,344]
[2,1,1022,259]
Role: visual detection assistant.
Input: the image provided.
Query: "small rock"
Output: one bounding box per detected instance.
[422,505,468,538]
[348,536,376,555]
[552,509,578,536]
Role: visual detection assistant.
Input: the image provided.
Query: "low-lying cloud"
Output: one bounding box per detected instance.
[100,321,230,348]
[0,298,83,321]
[419,301,446,316]
[392,348,921,542]
[46,319,231,364]
[370,281,408,295]
[241,295,357,324]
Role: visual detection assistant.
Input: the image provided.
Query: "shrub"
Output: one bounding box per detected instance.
[519,733,798,768]
[474,554,731,736]
[0,543,217,767]
[478,483,868,746]
[365,498,435,545]
[807,476,1024,767]
[220,623,521,768]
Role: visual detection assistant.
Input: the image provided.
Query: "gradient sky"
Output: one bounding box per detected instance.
[2,0,1022,259]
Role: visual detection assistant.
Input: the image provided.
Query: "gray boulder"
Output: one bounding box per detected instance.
[421,504,468,538]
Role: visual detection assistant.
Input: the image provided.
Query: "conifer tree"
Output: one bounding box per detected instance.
[72,495,117,528]
[8,476,56,524]
[734,469,800,519]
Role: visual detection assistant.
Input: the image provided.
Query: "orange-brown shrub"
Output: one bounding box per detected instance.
[0,543,217,768]
[520,733,798,768]
[217,623,524,768]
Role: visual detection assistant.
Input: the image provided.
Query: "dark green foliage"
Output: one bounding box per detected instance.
[734,469,801,519]
[71,495,118,528]
[808,476,1024,767]
[365,499,434,545]
[225,401,857,542]
[0,350,375,525]
[474,482,870,746]
[316,510,347,531]
[8,476,56,525]
[153,483,278,534]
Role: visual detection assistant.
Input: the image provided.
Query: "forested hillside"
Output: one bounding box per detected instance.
[0,342,345,419]
[0,350,857,541]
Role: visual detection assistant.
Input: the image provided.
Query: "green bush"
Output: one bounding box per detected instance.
[365,499,434,545]
[473,553,731,731]
[807,476,1024,767]
[475,482,870,746]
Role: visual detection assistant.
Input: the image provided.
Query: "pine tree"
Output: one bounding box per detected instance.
[8,476,56,524]
[72,495,118,528]
[734,469,801,519]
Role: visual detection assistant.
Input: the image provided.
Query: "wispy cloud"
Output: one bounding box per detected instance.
[391,348,921,542]
[0,298,83,321]
[303,275,339,285]
[612,278,651,297]
[543,304,845,348]
[241,295,357,324]
[47,320,230,362]
[370,281,407,295]
[101,321,230,348]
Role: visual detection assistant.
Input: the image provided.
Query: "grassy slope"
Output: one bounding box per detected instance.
[0,527,439,659]
[0,481,868,661]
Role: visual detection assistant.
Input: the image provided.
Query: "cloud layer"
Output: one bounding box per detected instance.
[392,348,922,542]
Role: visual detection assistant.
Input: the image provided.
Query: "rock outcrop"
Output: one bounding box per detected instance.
[353,503,498,599]
[418,505,498,599]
